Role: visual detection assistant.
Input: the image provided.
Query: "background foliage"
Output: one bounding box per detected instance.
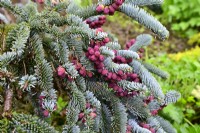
[147,47,200,133]
[160,0,200,38]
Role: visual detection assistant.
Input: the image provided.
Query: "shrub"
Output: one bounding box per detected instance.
[0,0,180,132]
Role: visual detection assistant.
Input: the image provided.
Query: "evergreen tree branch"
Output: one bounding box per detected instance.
[130,60,165,101]
[141,61,169,79]
[125,0,164,6]
[129,34,152,51]
[0,0,27,20]
[10,113,58,133]
[119,4,169,40]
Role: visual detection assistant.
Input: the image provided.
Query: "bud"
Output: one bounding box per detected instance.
[115,0,124,6]
[43,110,50,117]
[82,118,86,123]
[86,19,91,24]
[57,66,66,78]
[88,48,95,55]
[37,0,44,4]
[86,102,91,109]
[151,110,158,115]
[94,45,100,51]
[90,55,97,61]
[78,112,85,119]
[96,5,104,12]
[95,51,100,57]
[112,3,119,10]
[99,55,105,61]
[127,125,132,131]
[131,73,138,79]
[142,124,150,129]
[149,128,156,133]
[99,15,106,20]
[103,37,110,43]
[107,72,113,79]
[130,39,136,44]
[89,112,97,119]
[87,71,93,78]
[134,78,140,83]
[109,6,115,15]
[112,73,117,80]
[117,70,124,76]
[118,87,123,93]
[102,69,108,76]
[103,6,110,14]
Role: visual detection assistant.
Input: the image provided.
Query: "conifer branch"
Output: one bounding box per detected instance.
[119,4,169,40]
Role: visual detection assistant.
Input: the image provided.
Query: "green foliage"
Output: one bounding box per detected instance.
[188,33,200,46]
[0,118,9,132]
[147,47,200,131]
[56,97,68,112]
[161,0,200,37]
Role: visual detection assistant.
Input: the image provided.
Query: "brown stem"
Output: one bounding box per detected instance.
[2,88,13,118]
[23,61,27,75]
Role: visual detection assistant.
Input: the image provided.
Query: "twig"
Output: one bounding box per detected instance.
[50,62,56,72]
[23,61,27,75]
[2,87,13,118]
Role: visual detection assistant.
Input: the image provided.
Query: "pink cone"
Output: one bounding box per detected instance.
[57,66,66,78]
[95,51,100,57]
[103,7,110,14]
[117,70,124,76]
[118,87,123,93]
[89,112,97,119]
[78,112,85,119]
[94,45,100,51]
[109,6,115,15]
[87,71,93,77]
[127,125,132,131]
[134,78,140,82]
[130,39,136,44]
[142,124,150,129]
[103,37,110,43]
[107,72,113,79]
[43,110,50,117]
[102,69,108,75]
[99,15,106,20]
[115,0,124,6]
[96,5,104,12]
[151,110,158,115]
[90,55,97,61]
[88,48,95,55]
[86,102,91,109]
[112,3,119,10]
[111,73,117,80]
[149,128,156,133]
[131,73,138,79]
[99,55,105,61]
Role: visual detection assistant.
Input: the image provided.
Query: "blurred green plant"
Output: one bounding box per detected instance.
[188,33,200,46]
[56,97,68,113]
[161,0,200,38]
[74,0,92,7]
[147,46,200,132]
[50,97,68,131]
